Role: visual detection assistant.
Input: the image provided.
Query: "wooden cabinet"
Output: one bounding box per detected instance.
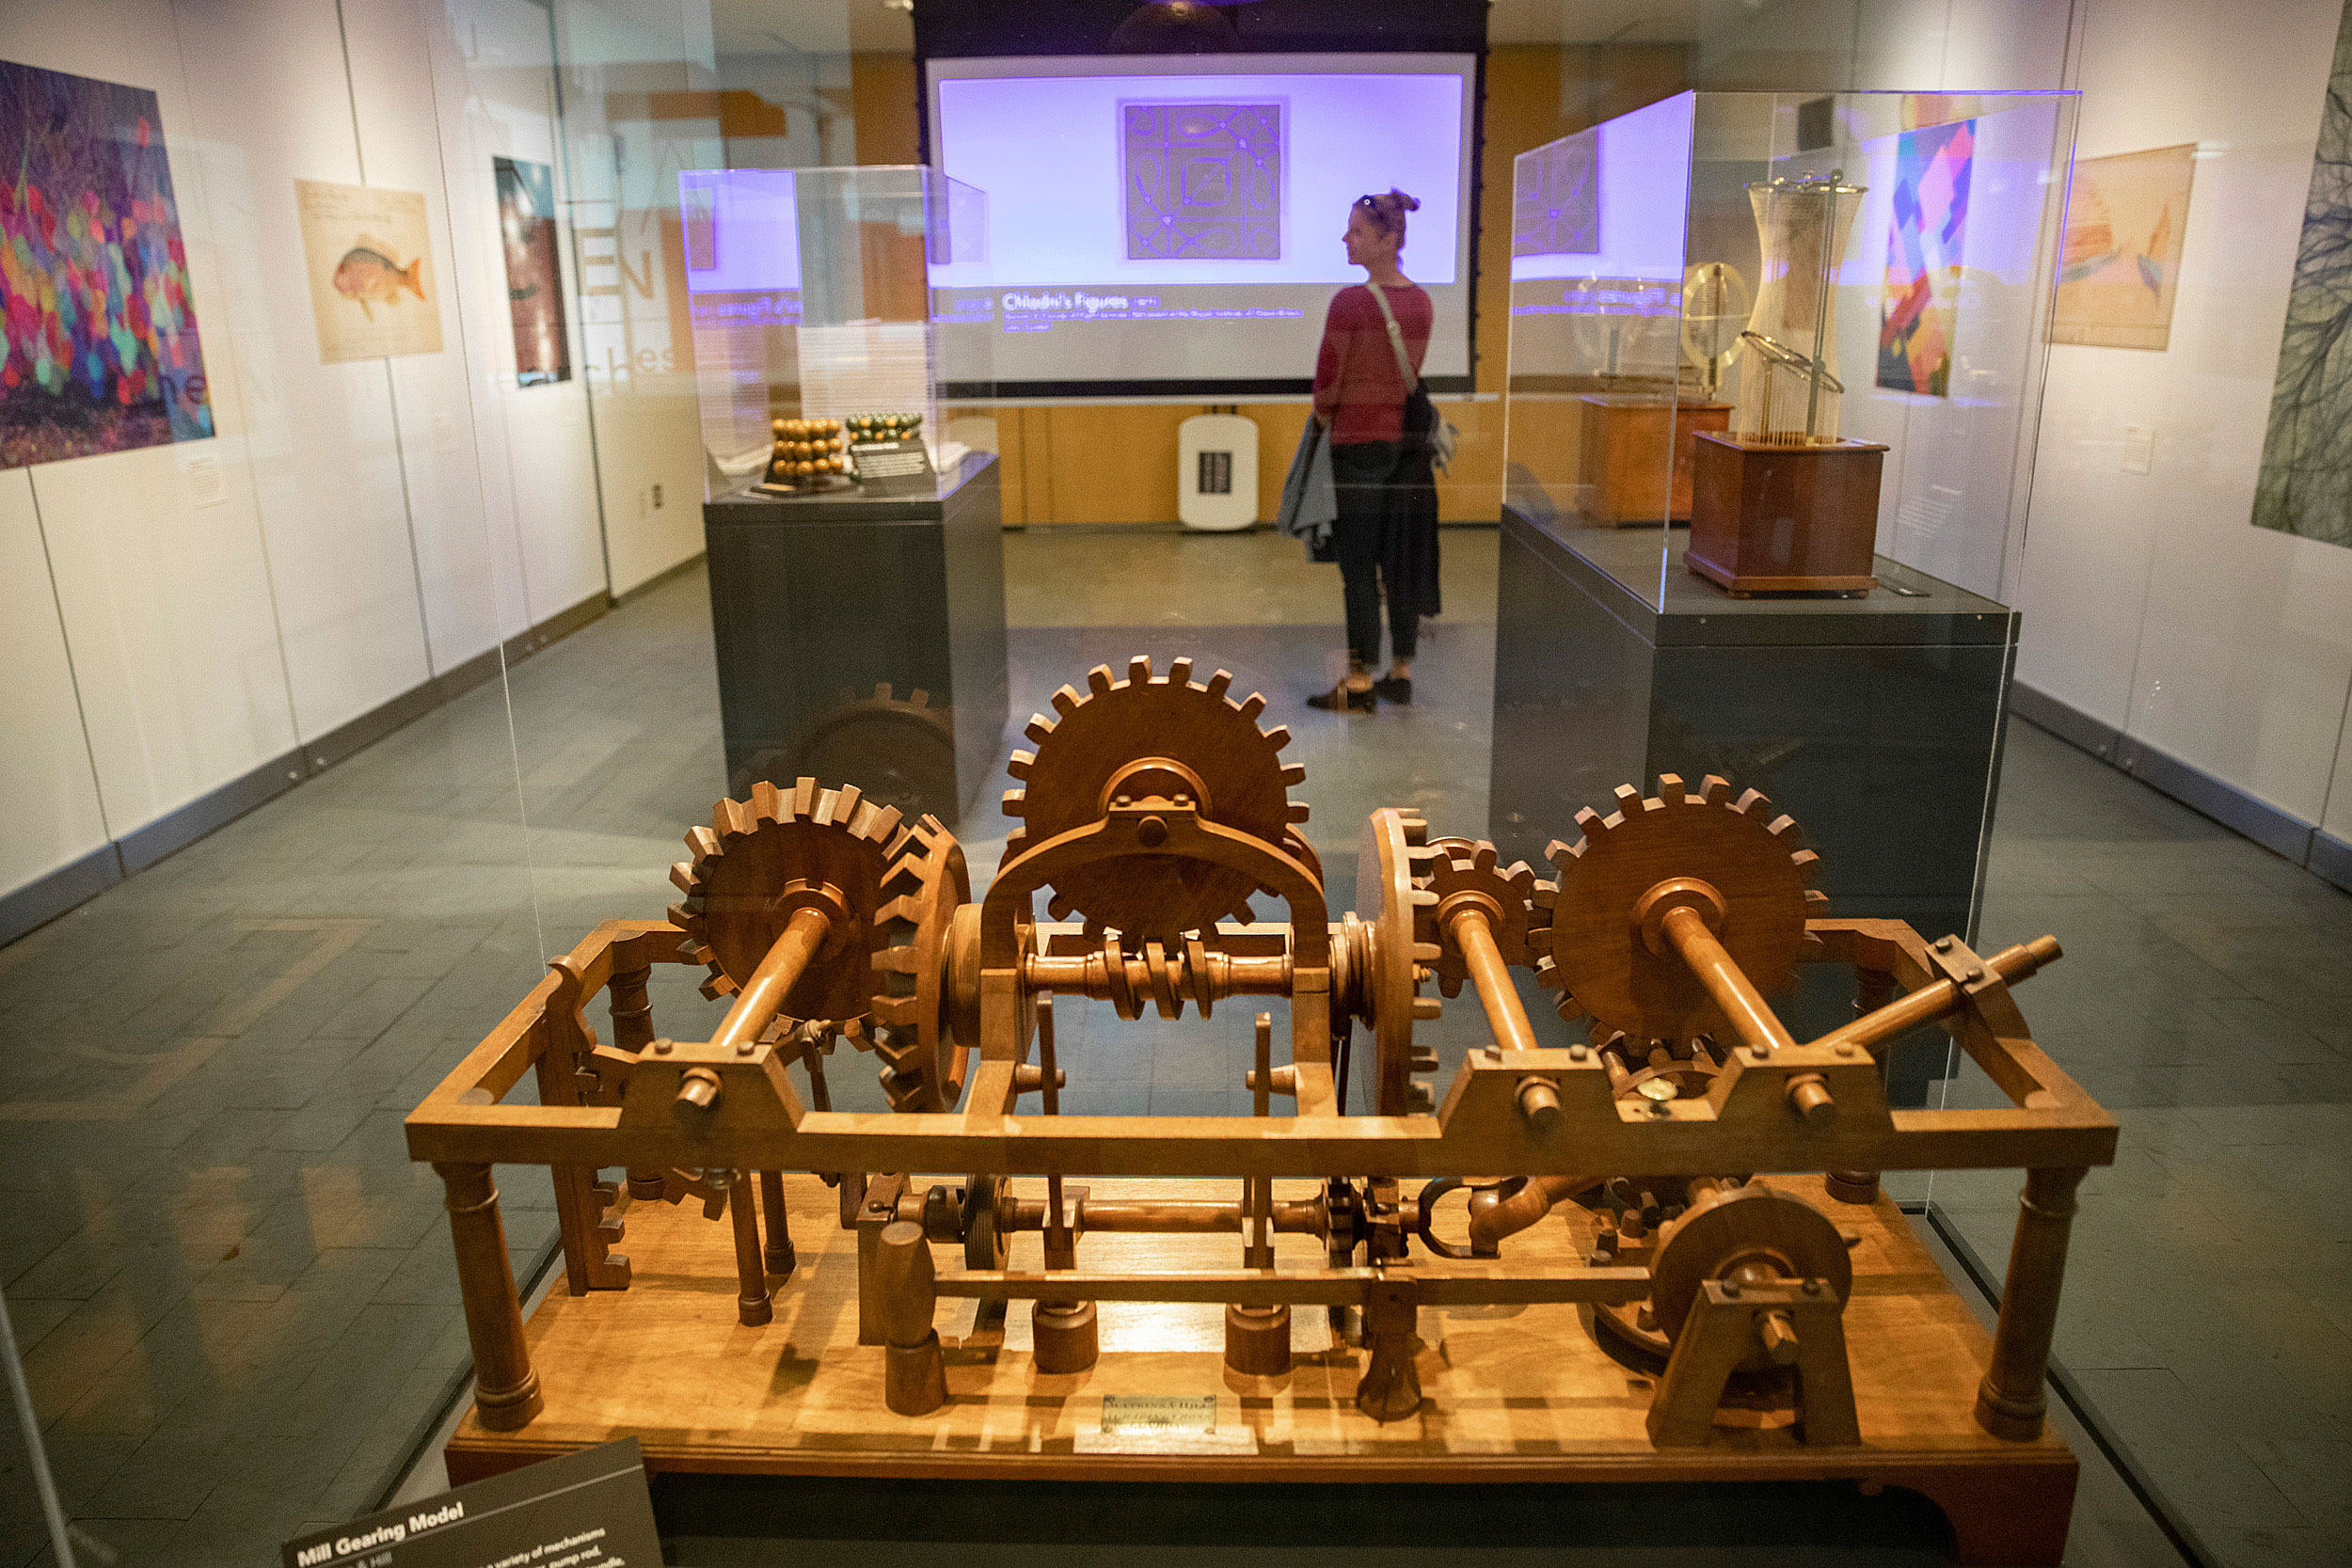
[1577,395,1731,525]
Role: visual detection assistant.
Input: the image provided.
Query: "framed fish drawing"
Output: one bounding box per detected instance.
[0,59,215,469]
[294,178,442,363]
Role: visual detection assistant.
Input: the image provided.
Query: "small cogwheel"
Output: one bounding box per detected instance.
[869,815,972,1112]
[1417,838,1540,1000]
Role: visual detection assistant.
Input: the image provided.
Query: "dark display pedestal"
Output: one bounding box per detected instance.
[1490,500,2016,1100]
[703,454,1007,825]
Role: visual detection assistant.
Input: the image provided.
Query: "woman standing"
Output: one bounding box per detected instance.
[1305,188,1440,712]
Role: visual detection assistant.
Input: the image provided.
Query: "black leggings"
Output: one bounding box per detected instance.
[1330,439,1417,669]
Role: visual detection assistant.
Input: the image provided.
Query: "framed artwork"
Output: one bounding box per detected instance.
[295,178,441,363]
[2052,143,2197,351]
[0,59,213,469]
[2253,0,2352,548]
[495,156,569,387]
[1877,118,1975,397]
[1513,128,1599,258]
[1121,102,1283,261]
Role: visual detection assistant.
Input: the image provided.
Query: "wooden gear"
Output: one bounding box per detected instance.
[408,658,2118,1567]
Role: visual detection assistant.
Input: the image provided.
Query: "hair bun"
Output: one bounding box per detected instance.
[1390,187,1421,213]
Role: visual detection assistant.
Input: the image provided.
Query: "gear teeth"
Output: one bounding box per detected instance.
[1168,656,1195,687]
[1053,685,1085,715]
[1236,692,1267,723]
[664,900,696,930]
[1286,802,1311,823]
[1399,812,1428,847]
[1735,786,1773,818]
[713,798,749,838]
[1767,813,1804,846]
[824,784,863,826]
[859,802,903,847]
[1229,901,1254,925]
[870,994,919,1025]
[1534,953,1562,988]
[1087,665,1117,696]
[1004,788,1026,814]
[1008,750,1034,781]
[668,861,700,896]
[1206,669,1233,699]
[749,778,782,819]
[1790,849,1821,884]
[1410,888,1438,909]
[1697,774,1732,805]
[1438,973,1464,999]
[1613,784,1646,816]
[792,777,821,818]
[1025,715,1055,745]
[1127,655,1153,685]
[1471,842,1498,873]
[1004,829,1029,854]
[699,975,732,1002]
[1804,889,1830,911]
[1406,845,1439,869]
[1503,861,1537,895]
[871,946,922,974]
[1261,722,1291,752]
[873,682,895,701]
[1046,893,1074,921]
[684,824,719,861]
[1658,773,1687,805]
[1573,806,1605,839]
[1280,763,1306,787]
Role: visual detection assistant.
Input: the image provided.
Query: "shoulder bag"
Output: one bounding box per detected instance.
[1368,284,1457,473]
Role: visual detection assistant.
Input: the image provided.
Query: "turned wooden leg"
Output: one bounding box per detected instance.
[1975,1166,2087,1440]
[759,1171,796,1277]
[435,1162,543,1431]
[877,1220,947,1415]
[1355,1280,1422,1422]
[728,1174,773,1325]
[607,961,655,1052]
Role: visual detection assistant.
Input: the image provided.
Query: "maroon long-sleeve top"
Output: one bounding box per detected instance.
[1311,282,1433,445]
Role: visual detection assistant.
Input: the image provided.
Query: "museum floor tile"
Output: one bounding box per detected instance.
[0,526,2344,1567]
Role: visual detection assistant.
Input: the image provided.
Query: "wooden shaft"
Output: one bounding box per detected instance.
[874,1219,937,1346]
[607,962,656,1053]
[728,1175,773,1324]
[934,1264,1652,1307]
[1249,1012,1274,1267]
[1465,1172,1594,1250]
[1814,937,2061,1060]
[1024,952,1290,1001]
[1830,967,1899,1202]
[1974,1165,2087,1440]
[1446,907,1541,1055]
[434,1162,543,1430]
[709,906,834,1053]
[1002,1196,1323,1235]
[1660,905,1798,1053]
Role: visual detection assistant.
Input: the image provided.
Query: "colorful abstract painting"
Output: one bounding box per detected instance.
[2052,143,2197,351]
[1122,102,1281,261]
[1877,119,1975,396]
[2253,1,2352,547]
[0,60,212,470]
[495,157,569,387]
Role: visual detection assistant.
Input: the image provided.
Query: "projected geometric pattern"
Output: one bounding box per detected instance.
[1122,102,1282,261]
[1512,128,1598,257]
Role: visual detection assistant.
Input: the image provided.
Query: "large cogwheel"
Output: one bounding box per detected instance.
[1002,655,1307,943]
[1532,774,1822,1046]
[869,815,973,1111]
[666,777,901,1025]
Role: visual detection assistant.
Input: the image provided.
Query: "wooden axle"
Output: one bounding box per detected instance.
[1444,898,1542,1056]
[709,900,839,1054]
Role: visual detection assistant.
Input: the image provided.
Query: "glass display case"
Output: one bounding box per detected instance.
[1493,90,2076,1111]
[685,164,991,498]
[683,163,1007,828]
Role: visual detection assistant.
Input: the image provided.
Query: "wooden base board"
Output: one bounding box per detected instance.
[1683,551,1878,597]
[446,1175,2075,1565]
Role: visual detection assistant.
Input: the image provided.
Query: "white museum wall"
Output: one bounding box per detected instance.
[350,0,528,672]
[552,0,720,596]
[1,0,306,840]
[2008,0,2352,831]
[174,0,437,744]
[0,0,727,923]
[0,473,114,892]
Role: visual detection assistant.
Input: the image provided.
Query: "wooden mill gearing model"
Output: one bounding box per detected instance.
[407,656,2116,1566]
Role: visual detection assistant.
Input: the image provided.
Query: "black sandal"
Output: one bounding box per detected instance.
[1307,681,1376,712]
[1374,675,1412,705]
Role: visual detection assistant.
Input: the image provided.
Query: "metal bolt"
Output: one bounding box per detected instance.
[653,1039,673,1054]
[1568,1043,1589,1061]
[1934,935,1954,951]
[1746,1046,1770,1062]
[1834,1044,1855,1057]
[1964,965,1984,983]
[1719,1279,1741,1299]
[736,1039,755,1055]
[1802,1278,1823,1296]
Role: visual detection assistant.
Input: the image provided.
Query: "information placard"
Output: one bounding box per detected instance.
[850,436,935,496]
[281,1440,660,1568]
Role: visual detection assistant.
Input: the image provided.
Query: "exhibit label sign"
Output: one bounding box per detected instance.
[278,1439,660,1568]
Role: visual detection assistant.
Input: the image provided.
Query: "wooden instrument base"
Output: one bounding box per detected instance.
[444,1175,2075,1566]
[1685,433,1887,595]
